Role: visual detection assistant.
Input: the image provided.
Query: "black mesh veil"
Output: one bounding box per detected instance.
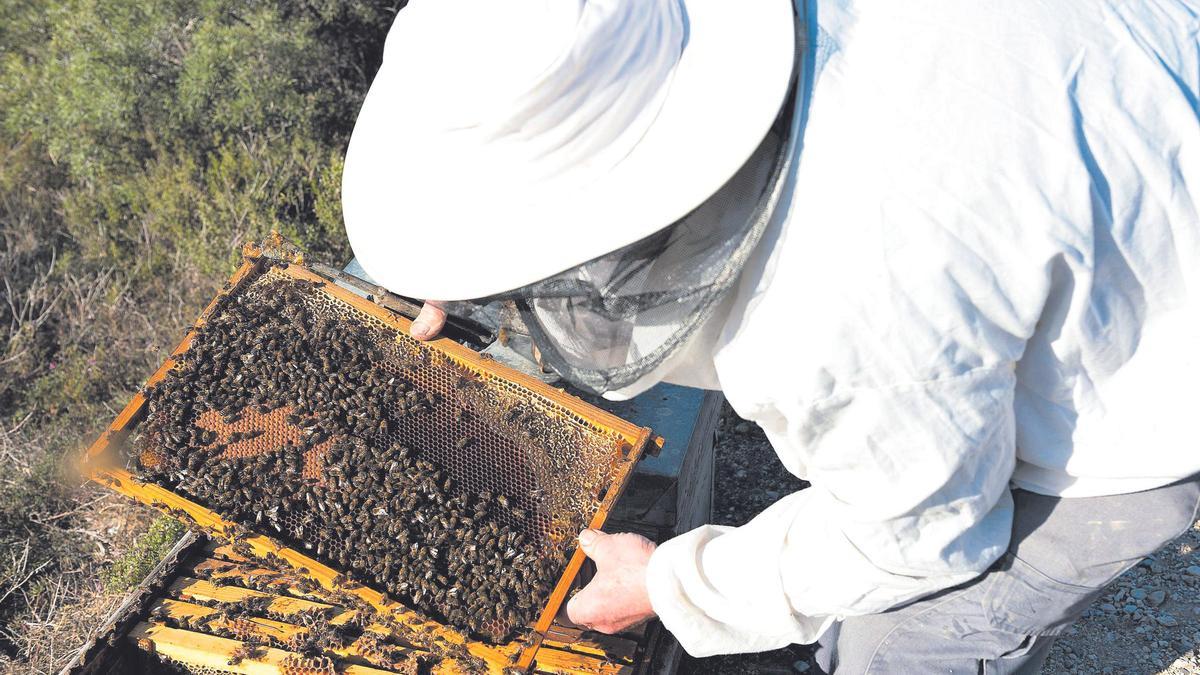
[477,13,802,395]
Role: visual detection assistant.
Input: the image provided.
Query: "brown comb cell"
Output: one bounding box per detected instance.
[127,269,621,641]
[88,249,651,673]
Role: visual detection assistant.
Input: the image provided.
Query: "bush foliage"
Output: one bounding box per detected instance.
[0,0,399,665]
[100,516,187,593]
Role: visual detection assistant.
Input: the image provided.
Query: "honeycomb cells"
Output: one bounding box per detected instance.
[131,266,625,642]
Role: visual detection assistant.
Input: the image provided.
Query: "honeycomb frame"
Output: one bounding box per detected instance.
[82,240,654,673]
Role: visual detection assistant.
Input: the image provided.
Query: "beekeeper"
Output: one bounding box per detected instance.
[340,0,1200,671]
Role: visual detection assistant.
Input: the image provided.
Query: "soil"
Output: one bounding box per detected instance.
[679,404,1200,674]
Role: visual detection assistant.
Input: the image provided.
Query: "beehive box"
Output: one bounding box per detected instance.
[64,530,653,675]
[82,237,654,673]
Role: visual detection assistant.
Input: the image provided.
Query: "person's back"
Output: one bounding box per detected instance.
[714,0,1200,497]
[341,1,1200,670]
[713,0,1200,496]
[652,0,1200,666]
[1002,2,1200,495]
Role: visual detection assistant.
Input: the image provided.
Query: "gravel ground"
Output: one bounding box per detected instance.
[679,406,814,675]
[1041,522,1200,675]
[681,404,1199,674]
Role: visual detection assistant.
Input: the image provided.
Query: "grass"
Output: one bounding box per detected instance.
[0,1,398,671]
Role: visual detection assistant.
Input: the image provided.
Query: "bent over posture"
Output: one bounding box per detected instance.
[340,1,1200,671]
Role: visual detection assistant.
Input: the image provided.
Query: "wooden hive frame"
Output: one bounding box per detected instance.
[106,539,643,675]
[81,237,655,673]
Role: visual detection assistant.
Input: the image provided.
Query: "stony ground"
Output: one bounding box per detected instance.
[681,404,1200,674]
[1042,523,1200,675]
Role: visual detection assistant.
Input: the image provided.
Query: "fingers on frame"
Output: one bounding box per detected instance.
[410,301,447,340]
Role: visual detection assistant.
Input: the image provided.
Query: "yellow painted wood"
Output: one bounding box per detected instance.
[189,558,332,602]
[155,596,418,647]
[192,546,642,672]
[155,598,312,643]
[164,580,524,674]
[128,622,399,674]
[153,598,423,670]
[170,577,343,616]
[540,640,634,665]
[84,247,653,674]
[207,541,253,561]
[532,647,634,675]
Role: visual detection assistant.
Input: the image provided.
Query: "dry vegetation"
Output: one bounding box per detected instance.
[0,2,400,671]
[4,4,1194,675]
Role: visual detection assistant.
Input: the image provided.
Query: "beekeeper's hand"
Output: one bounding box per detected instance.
[410,301,447,340]
[567,529,657,634]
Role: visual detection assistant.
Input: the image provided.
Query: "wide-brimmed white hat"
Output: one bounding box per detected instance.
[342,0,795,301]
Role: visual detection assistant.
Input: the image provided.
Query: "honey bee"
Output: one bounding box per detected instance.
[118,275,569,642]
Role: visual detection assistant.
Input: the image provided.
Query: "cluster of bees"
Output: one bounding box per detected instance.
[226,640,264,666]
[154,562,466,672]
[135,276,559,641]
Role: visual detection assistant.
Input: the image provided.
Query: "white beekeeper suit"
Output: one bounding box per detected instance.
[341,0,1200,663]
[641,1,1200,657]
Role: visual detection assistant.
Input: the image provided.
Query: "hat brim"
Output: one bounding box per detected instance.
[342,0,796,301]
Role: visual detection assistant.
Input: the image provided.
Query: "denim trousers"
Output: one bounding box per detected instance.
[813,475,1200,674]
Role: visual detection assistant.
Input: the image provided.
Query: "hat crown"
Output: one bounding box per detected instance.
[386,0,685,184]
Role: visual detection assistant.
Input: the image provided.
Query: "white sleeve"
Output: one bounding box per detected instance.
[645,367,1018,656]
[641,2,1098,656]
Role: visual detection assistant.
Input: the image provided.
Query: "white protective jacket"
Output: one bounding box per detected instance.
[640,0,1200,657]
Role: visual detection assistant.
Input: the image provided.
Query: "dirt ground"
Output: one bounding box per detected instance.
[681,405,1200,675]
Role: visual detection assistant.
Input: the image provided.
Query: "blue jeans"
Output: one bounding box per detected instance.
[814,475,1200,674]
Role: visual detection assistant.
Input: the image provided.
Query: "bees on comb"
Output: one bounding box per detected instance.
[129,276,563,643]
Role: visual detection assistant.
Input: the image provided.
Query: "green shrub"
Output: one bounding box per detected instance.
[0,0,402,664]
[100,516,187,593]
